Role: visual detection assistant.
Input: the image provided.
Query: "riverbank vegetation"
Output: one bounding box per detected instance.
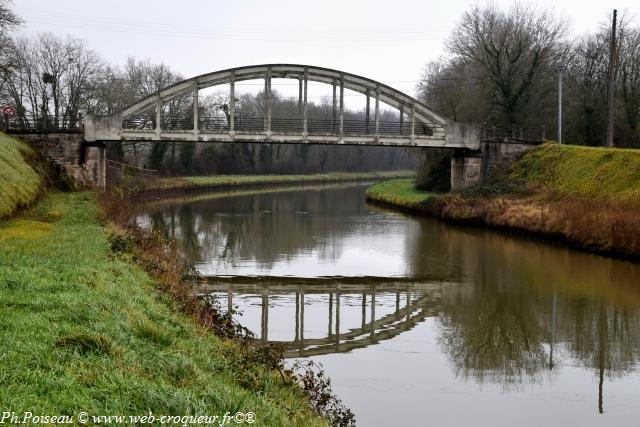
[131,170,414,194]
[0,192,329,425]
[0,132,41,219]
[0,129,353,424]
[367,143,640,258]
[365,178,433,211]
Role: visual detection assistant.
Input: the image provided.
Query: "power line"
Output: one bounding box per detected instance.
[23,15,449,42]
[19,8,450,38]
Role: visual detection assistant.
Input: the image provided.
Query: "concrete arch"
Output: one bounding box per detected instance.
[84,64,482,149]
[120,64,447,126]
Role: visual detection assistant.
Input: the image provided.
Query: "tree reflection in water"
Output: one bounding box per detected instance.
[137,183,640,413]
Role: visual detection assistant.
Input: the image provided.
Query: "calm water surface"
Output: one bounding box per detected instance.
[137,183,640,427]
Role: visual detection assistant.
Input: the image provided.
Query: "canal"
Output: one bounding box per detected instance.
[136,183,640,427]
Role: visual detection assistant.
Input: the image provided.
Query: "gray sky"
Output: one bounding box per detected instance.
[12,0,640,102]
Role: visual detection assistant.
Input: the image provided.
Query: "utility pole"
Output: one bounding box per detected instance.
[606,8,618,148]
[558,69,563,144]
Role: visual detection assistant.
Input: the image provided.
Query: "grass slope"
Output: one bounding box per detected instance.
[138,170,415,193]
[508,143,640,203]
[0,132,41,219]
[0,192,325,426]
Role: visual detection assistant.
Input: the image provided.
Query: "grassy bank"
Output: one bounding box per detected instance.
[508,143,640,202]
[365,178,435,212]
[0,132,41,219]
[134,170,415,194]
[0,192,326,425]
[367,143,640,258]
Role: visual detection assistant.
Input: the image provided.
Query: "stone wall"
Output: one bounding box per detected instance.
[450,141,538,190]
[13,132,105,189]
[480,141,537,179]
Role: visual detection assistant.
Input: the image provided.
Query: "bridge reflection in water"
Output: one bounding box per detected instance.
[196,278,445,358]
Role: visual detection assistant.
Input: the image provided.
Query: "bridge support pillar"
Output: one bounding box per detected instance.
[303,71,308,135]
[339,78,344,138]
[365,92,370,133]
[450,150,482,191]
[374,87,380,139]
[264,69,272,134]
[332,81,337,133]
[229,78,235,134]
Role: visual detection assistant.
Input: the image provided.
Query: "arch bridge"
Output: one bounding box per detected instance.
[196,278,445,358]
[84,64,481,149]
[9,64,543,190]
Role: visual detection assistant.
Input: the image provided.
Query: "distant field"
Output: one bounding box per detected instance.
[136,170,416,193]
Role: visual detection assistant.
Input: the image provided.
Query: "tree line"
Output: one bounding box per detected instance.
[0,0,415,175]
[418,3,640,148]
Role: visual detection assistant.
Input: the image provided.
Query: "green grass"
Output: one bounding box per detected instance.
[365,178,435,210]
[0,132,42,219]
[139,170,415,192]
[0,192,326,426]
[509,143,640,203]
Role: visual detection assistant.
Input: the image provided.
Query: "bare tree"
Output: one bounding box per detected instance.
[447,3,569,126]
[418,57,488,122]
[0,0,23,93]
[618,27,640,145]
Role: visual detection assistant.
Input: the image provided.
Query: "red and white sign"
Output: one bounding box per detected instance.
[2,106,16,118]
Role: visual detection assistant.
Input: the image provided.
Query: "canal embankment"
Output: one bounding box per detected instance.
[366,143,640,259]
[0,132,332,425]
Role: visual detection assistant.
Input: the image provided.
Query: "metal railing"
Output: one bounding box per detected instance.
[106,159,158,176]
[4,117,83,133]
[122,116,155,130]
[124,115,441,136]
[481,124,546,143]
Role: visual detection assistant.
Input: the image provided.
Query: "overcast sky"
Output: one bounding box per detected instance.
[11,0,640,101]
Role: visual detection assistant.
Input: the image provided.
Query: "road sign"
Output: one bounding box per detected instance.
[2,106,16,118]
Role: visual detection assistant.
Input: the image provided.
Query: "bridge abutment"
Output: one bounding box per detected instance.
[13,132,106,190]
[450,141,539,191]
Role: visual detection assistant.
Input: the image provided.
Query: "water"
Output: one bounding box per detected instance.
[136,183,640,426]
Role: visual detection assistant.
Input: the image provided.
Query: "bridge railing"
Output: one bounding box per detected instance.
[106,159,158,177]
[481,124,546,143]
[125,115,441,136]
[4,117,83,133]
